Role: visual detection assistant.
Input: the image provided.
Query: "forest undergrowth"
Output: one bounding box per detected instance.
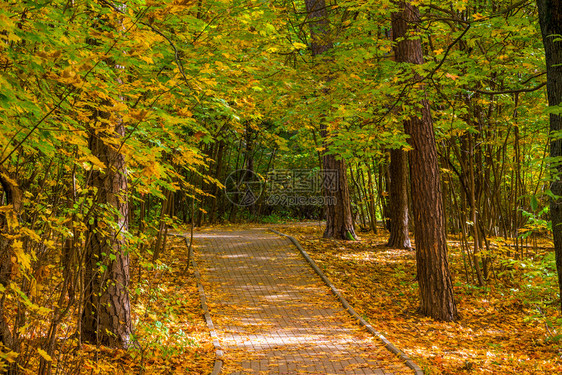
[1,236,214,375]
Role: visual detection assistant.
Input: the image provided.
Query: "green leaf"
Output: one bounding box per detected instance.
[530,195,538,212]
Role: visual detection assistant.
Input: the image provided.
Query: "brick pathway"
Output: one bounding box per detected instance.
[195,228,414,374]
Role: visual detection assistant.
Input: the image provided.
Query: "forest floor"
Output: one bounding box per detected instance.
[74,236,216,374]
[38,223,561,374]
[269,222,562,374]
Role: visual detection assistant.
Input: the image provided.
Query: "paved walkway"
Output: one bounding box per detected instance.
[195,228,414,374]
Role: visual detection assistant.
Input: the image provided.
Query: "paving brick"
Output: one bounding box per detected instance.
[195,228,413,374]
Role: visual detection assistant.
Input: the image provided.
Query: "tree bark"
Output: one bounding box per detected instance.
[392,1,457,321]
[81,110,132,348]
[537,0,562,311]
[305,0,357,240]
[387,149,411,249]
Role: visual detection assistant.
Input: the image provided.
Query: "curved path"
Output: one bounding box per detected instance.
[195,228,415,374]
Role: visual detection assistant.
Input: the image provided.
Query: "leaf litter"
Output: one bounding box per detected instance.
[277,223,562,374]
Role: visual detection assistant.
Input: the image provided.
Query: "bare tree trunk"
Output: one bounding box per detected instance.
[387,149,411,249]
[392,1,457,321]
[537,0,562,311]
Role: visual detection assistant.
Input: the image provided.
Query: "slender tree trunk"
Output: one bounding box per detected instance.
[392,1,457,321]
[537,0,562,311]
[0,168,21,373]
[349,164,367,229]
[377,160,391,231]
[387,148,411,249]
[468,133,485,285]
[197,143,214,226]
[153,189,172,262]
[365,164,378,233]
[305,0,357,240]
[244,123,257,216]
[208,140,225,224]
[81,109,132,348]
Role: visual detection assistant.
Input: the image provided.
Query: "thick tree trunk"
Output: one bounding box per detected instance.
[392,2,457,321]
[387,149,411,249]
[537,0,562,311]
[322,155,357,240]
[305,0,357,240]
[82,112,132,348]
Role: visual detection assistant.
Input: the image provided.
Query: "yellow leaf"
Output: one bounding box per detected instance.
[13,240,31,271]
[20,227,41,243]
[473,13,486,21]
[178,108,192,117]
[200,64,213,74]
[37,348,52,362]
[139,55,154,64]
[142,161,161,179]
[78,154,106,171]
[0,173,17,188]
[7,33,21,42]
[446,72,460,81]
[1,351,18,363]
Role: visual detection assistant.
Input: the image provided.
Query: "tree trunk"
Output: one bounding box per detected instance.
[377,160,391,231]
[81,110,132,348]
[387,148,411,249]
[322,155,357,240]
[305,0,357,240]
[364,165,378,233]
[537,0,562,311]
[392,1,457,321]
[244,123,257,215]
[208,140,225,224]
[0,168,22,373]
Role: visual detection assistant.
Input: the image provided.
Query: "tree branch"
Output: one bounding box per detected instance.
[139,22,194,90]
[468,81,546,95]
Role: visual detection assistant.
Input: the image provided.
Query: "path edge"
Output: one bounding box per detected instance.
[176,234,223,375]
[270,229,424,375]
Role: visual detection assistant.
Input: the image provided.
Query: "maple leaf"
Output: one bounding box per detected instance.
[446,72,460,81]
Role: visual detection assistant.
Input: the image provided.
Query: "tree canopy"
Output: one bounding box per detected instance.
[1,0,562,373]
